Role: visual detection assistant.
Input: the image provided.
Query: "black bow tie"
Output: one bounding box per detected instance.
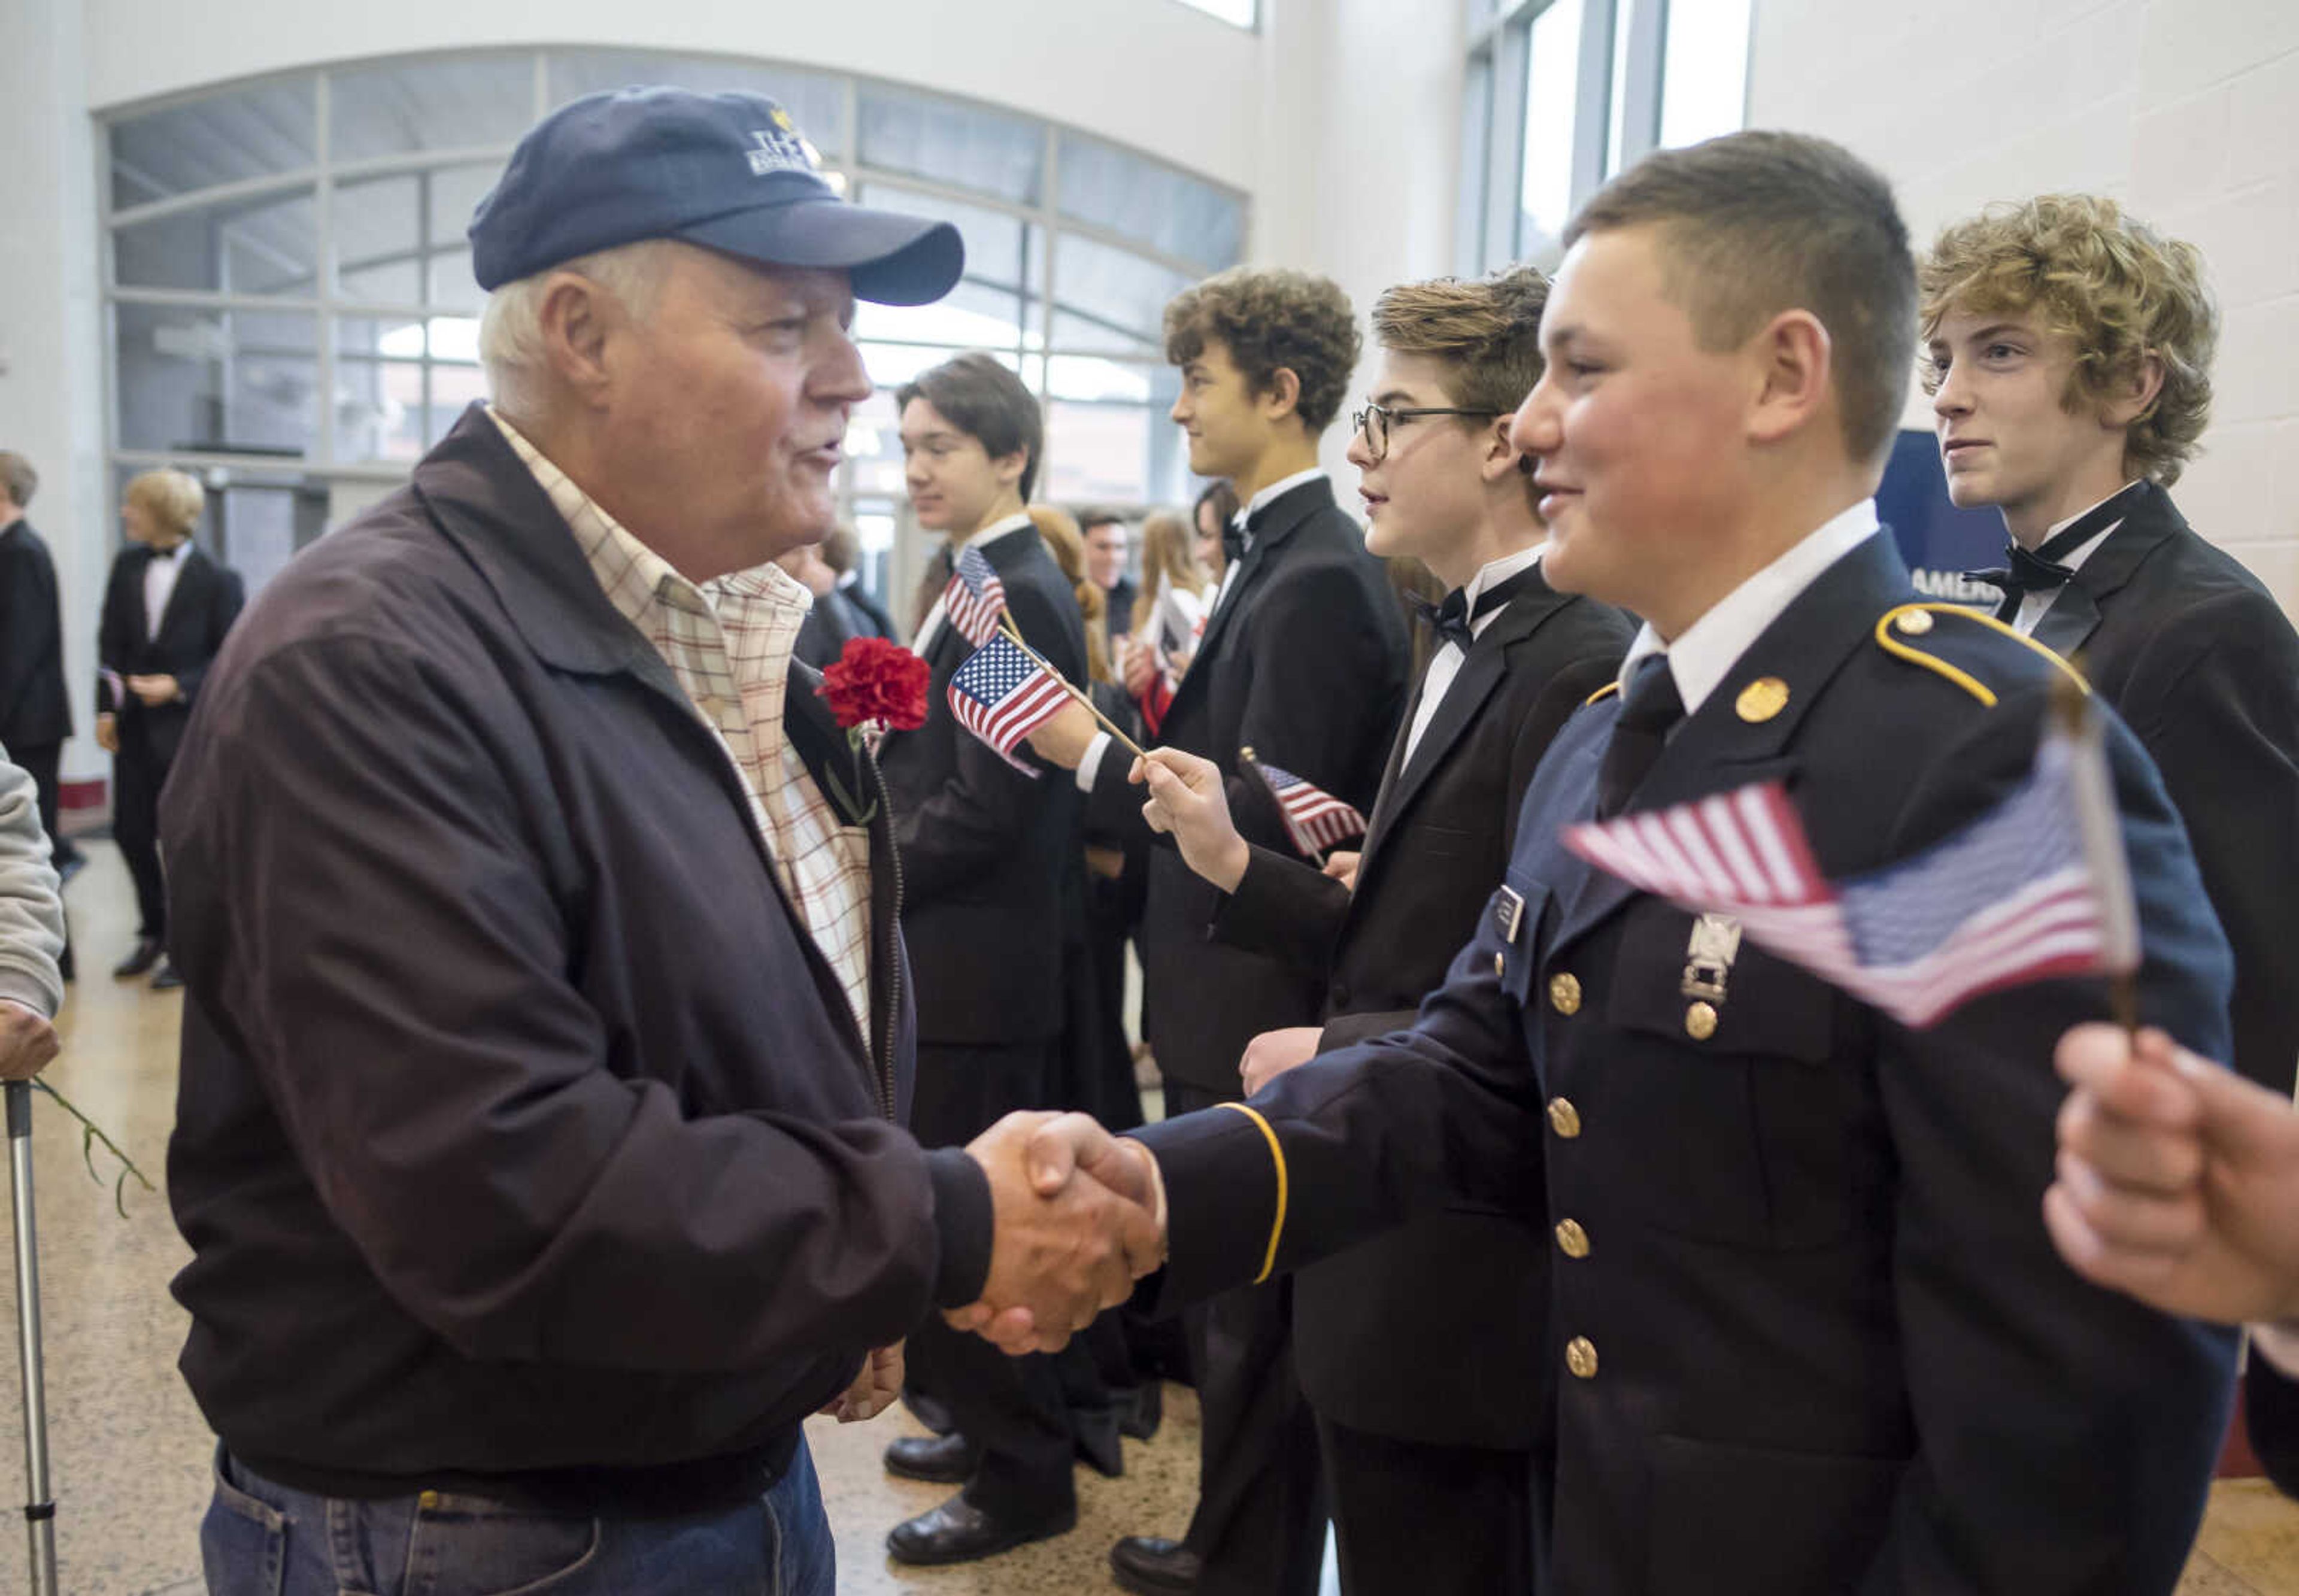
[1972,487,2138,621]
[1411,565,1541,653]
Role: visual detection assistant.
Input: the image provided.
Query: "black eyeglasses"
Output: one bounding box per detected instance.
[1352,400,1501,464]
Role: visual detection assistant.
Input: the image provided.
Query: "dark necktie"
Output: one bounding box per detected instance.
[1596,654,1686,818]
[1972,487,2136,623]
[1411,565,1543,653]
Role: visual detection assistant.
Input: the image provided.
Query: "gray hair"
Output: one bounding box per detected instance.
[478,239,678,416]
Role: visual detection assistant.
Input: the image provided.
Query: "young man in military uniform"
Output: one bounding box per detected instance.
[1924,195,2299,1099]
[1014,131,2242,1595]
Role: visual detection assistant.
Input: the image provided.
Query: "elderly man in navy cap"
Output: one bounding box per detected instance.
[163,88,1158,1595]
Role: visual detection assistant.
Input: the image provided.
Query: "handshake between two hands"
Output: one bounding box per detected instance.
[945,1111,1167,1357]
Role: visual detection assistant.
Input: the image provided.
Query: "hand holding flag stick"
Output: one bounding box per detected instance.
[994,615,1145,760]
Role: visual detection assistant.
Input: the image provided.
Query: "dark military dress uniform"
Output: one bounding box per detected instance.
[1135,529,2240,1596]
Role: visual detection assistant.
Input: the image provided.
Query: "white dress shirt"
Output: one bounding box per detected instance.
[2010,481,2140,636]
[1615,498,1882,716]
[143,539,193,639]
[911,512,1038,660]
[1402,544,1547,764]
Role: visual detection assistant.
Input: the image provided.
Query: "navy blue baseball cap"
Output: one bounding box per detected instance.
[468,86,964,305]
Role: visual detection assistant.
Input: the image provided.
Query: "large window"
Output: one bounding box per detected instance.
[1460,0,1751,274]
[101,50,1248,597]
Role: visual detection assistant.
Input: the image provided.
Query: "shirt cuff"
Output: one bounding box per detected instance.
[924,1146,993,1309]
[2253,1321,2299,1380]
[1074,732,1113,793]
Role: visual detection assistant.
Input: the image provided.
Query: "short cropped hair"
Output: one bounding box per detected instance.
[0,452,37,510]
[1567,131,1915,465]
[1372,265,1550,419]
[1078,509,1126,538]
[1919,194,2216,486]
[1164,267,1360,435]
[896,351,1044,502]
[124,468,205,538]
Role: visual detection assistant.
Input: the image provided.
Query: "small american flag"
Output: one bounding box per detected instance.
[944,545,1009,647]
[1559,713,2136,1028]
[1251,759,1368,858]
[948,633,1069,776]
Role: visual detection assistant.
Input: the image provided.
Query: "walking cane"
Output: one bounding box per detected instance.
[5,1081,58,1596]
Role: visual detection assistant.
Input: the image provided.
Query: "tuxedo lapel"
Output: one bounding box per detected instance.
[2029,483,2183,663]
[152,548,204,647]
[1166,480,1329,723]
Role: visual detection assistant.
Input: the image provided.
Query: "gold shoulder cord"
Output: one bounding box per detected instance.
[1873,603,2091,709]
[1215,1102,1290,1285]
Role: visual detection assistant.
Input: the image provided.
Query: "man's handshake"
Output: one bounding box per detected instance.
[947,1111,1167,1355]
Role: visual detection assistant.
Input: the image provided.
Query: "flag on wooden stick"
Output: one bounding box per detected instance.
[1559,690,2138,1028]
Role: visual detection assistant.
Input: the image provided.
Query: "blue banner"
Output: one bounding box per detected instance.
[1878,429,2005,609]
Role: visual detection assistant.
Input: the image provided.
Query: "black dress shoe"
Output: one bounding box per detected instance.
[1118,1380,1163,1441]
[1111,1535,1200,1594]
[885,1492,1074,1566]
[113,938,162,979]
[884,1431,980,1484]
[148,957,185,992]
[1073,1412,1124,1479]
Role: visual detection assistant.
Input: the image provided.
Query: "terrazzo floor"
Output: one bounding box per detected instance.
[1,843,2294,1594]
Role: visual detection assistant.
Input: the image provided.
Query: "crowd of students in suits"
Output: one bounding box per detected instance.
[8,83,2299,1596]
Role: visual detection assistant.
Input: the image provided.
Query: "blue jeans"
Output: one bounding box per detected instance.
[201,1437,835,1596]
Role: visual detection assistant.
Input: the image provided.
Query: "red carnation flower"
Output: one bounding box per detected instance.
[818,636,930,732]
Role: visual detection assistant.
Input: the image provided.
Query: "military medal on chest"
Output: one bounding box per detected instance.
[1679,911,1742,1040]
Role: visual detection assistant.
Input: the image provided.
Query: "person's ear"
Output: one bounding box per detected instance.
[1745,308,1833,448]
[991,446,1030,494]
[1259,366,1303,424]
[537,272,620,407]
[2104,348,2167,430]
[1481,412,1525,486]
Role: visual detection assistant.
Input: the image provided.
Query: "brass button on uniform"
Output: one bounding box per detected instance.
[1493,952,1506,979]
[1895,608,1935,636]
[1566,1336,1599,1379]
[1685,1000,1719,1041]
[1555,1219,1590,1259]
[1735,676,1790,723]
[1548,973,1582,1015]
[1547,1097,1582,1139]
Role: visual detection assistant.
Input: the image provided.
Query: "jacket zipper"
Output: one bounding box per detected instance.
[865,741,902,1122]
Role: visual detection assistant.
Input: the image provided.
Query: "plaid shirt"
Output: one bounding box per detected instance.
[489,411,874,1040]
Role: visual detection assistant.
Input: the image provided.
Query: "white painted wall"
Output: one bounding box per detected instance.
[1,0,108,788]
[1748,0,2299,611]
[82,0,1266,193]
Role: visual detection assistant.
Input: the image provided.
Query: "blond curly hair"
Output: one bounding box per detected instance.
[1919,195,2218,486]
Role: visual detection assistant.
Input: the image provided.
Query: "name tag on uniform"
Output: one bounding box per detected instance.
[1494,885,1527,945]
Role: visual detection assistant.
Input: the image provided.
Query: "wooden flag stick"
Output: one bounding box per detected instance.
[997,614,1147,760]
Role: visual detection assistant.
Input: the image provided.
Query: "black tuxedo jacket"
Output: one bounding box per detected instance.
[878,525,1087,1047]
[1210,565,1630,1447]
[0,519,72,750]
[2021,481,2299,1093]
[1085,476,1408,1095]
[98,541,245,765]
[1141,533,2237,1596]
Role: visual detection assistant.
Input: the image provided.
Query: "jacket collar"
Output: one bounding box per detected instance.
[1175,475,1337,718]
[2030,480,2186,659]
[412,405,671,682]
[1358,568,1580,874]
